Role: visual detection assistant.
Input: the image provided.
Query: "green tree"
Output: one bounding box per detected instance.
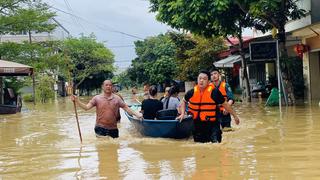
[0,41,66,73]
[179,35,226,81]
[148,0,292,101]
[242,0,306,56]
[62,35,115,90]
[36,74,55,103]
[0,0,59,101]
[129,32,225,84]
[146,56,177,84]
[149,0,253,100]
[113,70,133,90]
[129,33,177,84]
[0,0,56,42]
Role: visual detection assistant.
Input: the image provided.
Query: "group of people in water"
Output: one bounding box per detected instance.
[71,67,240,143]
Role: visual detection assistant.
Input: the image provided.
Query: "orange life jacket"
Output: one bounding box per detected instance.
[211,81,227,111]
[188,85,217,122]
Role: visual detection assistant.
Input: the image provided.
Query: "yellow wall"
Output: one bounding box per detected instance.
[303,36,320,102]
[306,36,320,51]
[309,52,320,101]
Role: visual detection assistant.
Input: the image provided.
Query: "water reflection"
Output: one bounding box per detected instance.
[96,142,121,179]
[124,140,239,179]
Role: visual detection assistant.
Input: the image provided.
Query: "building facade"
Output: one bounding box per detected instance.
[291,0,320,102]
[0,18,70,43]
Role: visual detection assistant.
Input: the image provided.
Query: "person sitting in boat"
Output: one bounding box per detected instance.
[160,86,170,101]
[143,83,150,99]
[141,85,163,119]
[161,86,180,110]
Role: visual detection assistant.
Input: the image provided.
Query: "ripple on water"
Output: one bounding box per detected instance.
[2,97,320,179]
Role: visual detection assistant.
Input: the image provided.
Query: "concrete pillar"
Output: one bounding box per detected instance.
[265,62,275,81]
[302,38,311,102]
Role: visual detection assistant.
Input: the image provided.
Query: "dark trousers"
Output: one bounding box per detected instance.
[94,126,119,138]
[193,120,222,143]
[220,114,232,128]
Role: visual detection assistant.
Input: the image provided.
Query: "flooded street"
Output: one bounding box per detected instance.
[1,95,320,179]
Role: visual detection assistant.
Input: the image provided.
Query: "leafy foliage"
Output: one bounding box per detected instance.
[148,0,307,102]
[62,34,115,89]
[127,32,226,83]
[113,70,134,90]
[128,33,177,84]
[0,0,56,36]
[146,56,177,84]
[3,77,26,95]
[36,74,55,103]
[0,41,65,71]
[178,35,226,81]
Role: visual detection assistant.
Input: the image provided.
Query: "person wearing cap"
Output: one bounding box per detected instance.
[210,67,235,131]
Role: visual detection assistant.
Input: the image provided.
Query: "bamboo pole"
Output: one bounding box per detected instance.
[73,98,82,143]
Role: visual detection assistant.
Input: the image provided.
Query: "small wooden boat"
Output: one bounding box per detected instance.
[125,108,194,139]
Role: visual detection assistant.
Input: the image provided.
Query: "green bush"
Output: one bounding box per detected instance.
[22,93,34,102]
[36,75,55,103]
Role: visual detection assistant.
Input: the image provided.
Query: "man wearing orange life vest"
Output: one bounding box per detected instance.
[177,70,240,143]
[210,68,234,130]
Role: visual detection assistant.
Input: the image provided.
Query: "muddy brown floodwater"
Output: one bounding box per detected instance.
[1,94,320,179]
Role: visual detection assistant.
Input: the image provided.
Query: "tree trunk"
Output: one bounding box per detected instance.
[278,26,287,57]
[278,24,295,105]
[28,30,32,43]
[237,33,251,102]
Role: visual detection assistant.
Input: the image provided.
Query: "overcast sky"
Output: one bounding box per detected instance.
[44,0,172,71]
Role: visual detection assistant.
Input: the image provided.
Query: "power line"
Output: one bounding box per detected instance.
[48,5,144,40]
[63,0,86,33]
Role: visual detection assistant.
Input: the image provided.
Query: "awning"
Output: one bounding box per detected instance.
[214,55,241,68]
[0,60,33,76]
[0,59,35,105]
[213,54,249,68]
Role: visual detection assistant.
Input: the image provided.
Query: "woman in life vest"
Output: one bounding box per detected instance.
[177,70,240,143]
